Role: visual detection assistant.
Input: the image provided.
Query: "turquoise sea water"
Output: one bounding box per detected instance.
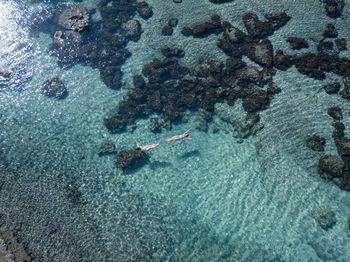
[1,0,350,261]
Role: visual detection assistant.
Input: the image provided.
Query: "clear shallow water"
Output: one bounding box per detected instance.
[0,0,350,261]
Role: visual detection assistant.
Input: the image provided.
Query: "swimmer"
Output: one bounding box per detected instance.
[163,128,192,142]
[135,140,159,151]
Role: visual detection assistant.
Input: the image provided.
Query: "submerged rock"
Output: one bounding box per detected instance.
[335,38,347,51]
[243,13,273,38]
[287,37,308,49]
[53,30,82,47]
[318,154,343,179]
[311,207,337,230]
[0,70,11,78]
[242,89,270,112]
[41,77,68,99]
[324,0,344,18]
[236,66,263,83]
[273,50,293,71]
[327,106,342,120]
[55,5,89,32]
[148,116,163,133]
[161,47,185,58]
[332,121,345,138]
[306,134,326,151]
[97,141,116,156]
[224,26,245,44]
[323,23,337,38]
[121,19,142,40]
[168,18,178,27]
[115,149,148,169]
[136,2,153,19]
[161,25,173,36]
[244,39,273,67]
[323,82,340,94]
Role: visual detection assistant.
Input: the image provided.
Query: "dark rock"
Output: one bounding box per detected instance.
[264,12,291,30]
[317,41,333,52]
[217,38,244,57]
[173,0,182,3]
[102,31,126,48]
[137,2,153,19]
[295,53,326,80]
[55,5,89,32]
[339,85,350,99]
[323,23,337,38]
[103,118,126,133]
[323,82,340,94]
[335,137,350,159]
[311,207,337,230]
[324,0,344,18]
[0,70,11,78]
[243,13,274,38]
[161,47,185,58]
[306,134,326,151]
[41,77,68,99]
[53,30,82,47]
[121,19,142,41]
[287,37,308,49]
[211,14,222,29]
[328,106,342,120]
[100,65,122,89]
[224,26,246,44]
[333,170,350,190]
[192,22,217,38]
[335,38,347,51]
[244,39,273,67]
[333,121,345,138]
[168,18,178,27]
[196,59,223,78]
[133,75,146,89]
[115,149,148,169]
[317,53,350,77]
[181,26,193,36]
[267,82,281,95]
[242,12,290,39]
[97,141,116,156]
[161,25,173,36]
[110,49,131,65]
[318,154,343,179]
[242,89,269,112]
[148,116,163,133]
[236,66,263,83]
[273,50,293,70]
[226,57,246,72]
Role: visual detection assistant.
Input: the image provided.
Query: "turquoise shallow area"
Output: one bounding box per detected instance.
[0,0,350,261]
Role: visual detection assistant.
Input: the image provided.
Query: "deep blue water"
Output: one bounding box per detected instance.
[1,0,350,261]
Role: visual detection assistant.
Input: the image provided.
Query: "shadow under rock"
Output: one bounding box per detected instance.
[120,158,151,175]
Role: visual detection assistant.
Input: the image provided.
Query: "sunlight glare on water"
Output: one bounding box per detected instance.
[0,0,32,90]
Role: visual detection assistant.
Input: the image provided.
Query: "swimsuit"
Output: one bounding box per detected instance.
[176,134,185,140]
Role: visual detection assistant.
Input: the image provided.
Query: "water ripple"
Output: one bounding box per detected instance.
[0,0,33,91]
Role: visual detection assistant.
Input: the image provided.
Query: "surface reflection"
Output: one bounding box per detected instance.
[0,0,32,91]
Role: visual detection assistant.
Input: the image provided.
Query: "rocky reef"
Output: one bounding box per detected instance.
[41,77,68,99]
[115,149,148,169]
